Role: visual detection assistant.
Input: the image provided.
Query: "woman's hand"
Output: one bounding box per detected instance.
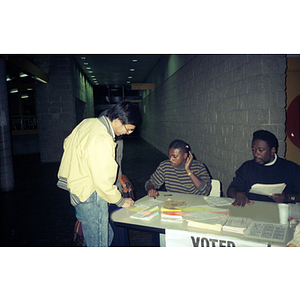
[185,151,193,172]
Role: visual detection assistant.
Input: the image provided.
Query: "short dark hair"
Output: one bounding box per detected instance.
[252,130,278,152]
[107,101,142,126]
[169,139,190,153]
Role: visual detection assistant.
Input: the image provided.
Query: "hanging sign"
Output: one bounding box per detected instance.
[131,83,155,90]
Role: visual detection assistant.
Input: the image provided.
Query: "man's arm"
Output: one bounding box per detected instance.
[145,182,159,199]
[270,193,300,203]
[228,187,254,207]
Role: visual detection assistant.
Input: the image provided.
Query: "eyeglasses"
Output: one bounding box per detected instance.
[123,124,134,134]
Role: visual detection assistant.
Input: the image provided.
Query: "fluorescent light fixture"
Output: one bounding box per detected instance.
[35,76,47,83]
[20,72,28,78]
[88,70,93,73]
[132,59,138,62]
[86,67,91,70]
[81,56,86,59]
[6,76,12,81]
[128,76,132,79]
[127,81,131,83]
[10,88,18,93]
[130,69,135,72]
[84,62,89,65]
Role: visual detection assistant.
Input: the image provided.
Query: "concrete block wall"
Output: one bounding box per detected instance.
[140,54,287,195]
[34,55,94,163]
[71,62,94,118]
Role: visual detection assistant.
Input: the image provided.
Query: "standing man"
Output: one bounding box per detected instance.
[57,101,142,246]
[227,130,300,207]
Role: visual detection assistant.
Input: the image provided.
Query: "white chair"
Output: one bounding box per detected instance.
[209,179,221,197]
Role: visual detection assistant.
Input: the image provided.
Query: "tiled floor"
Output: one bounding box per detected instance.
[0,136,167,247]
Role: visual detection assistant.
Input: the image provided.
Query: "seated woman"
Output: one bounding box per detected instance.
[145,139,211,198]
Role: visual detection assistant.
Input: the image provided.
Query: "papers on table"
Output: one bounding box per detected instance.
[184,212,228,231]
[130,206,160,221]
[244,221,288,242]
[180,205,230,214]
[222,216,253,234]
[163,199,187,209]
[249,183,286,196]
[133,199,163,208]
[204,196,234,206]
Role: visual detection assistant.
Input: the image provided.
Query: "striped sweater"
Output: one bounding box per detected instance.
[145,159,211,195]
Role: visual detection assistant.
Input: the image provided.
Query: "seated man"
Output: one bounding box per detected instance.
[227,130,300,207]
[145,139,211,198]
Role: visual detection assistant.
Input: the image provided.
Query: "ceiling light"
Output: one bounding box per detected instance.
[128,76,132,79]
[130,69,135,72]
[10,88,18,93]
[20,72,28,78]
[84,62,89,65]
[21,94,29,99]
[86,67,91,70]
[127,81,131,84]
[34,76,47,83]
[81,56,86,60]
[88,70,93,73]
[132,59,138,62]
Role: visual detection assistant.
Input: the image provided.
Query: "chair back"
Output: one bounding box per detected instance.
[209,179,221,197]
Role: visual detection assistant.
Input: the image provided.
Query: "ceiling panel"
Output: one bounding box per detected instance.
[73,54,162,86]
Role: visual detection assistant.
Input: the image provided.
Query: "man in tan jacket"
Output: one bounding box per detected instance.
[57,101,142,246]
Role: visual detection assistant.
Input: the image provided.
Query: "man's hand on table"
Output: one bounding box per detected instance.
[147,189,159,199]
[122,198,134,209]
[228,188,254,207]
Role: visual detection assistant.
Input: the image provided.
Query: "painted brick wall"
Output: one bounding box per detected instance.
[140,54,287,195]
[34,55,94,163]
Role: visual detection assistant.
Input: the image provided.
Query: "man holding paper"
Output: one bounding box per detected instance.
[227,130,300,207]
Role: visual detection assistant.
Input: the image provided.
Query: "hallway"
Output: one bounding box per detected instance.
[0,136,167,247]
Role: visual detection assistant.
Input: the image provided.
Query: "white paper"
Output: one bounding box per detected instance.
[244,221,288,242]
[133,199,163,207]
[249,183,286,196]
[204,196,234,206]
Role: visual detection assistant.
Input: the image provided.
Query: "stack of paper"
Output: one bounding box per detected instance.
[183,212,228,231]
[162,199,187,209]
[249,183,286,196]
[130,206,160,221]
[203,196,234,206]
[161,207,183,223]
[222,216,253,234]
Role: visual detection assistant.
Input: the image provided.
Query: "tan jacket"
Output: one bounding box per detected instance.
[57,117,123,206]
[287,223,300,247]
